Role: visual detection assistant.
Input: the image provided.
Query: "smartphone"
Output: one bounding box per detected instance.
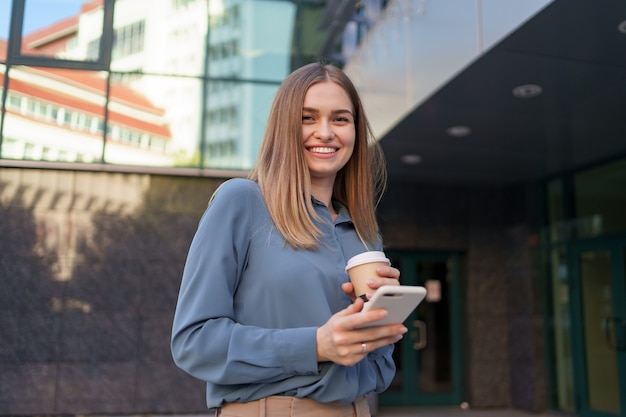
[356,285,427,328]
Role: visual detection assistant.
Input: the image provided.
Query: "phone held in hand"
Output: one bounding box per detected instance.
[356,285,427,328]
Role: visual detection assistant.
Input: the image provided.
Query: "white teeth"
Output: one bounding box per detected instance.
[309,147,337,154]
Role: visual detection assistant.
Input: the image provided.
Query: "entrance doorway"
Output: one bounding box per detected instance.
[379,250,463,406]
[571,238,626,417]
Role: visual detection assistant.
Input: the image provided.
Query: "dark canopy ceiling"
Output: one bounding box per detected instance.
[379,0,626,185]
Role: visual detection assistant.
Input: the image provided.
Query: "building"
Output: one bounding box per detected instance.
[0,60,172,165]
[0,0,625,416]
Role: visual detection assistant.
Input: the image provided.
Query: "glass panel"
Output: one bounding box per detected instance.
[204,79,276,170]
[579,251,619,414]
[21,0,102,62]
[549,247,575,412]
[110,0,204,77]
[0,2,10,60]
[1,66,105,163]
[416,259,452,394]
[387,338,404,393]
[546,178,566,242]
[207,1,296,82]
[386,255,405,393]
[104,73,197,167]
[575,158,626,237]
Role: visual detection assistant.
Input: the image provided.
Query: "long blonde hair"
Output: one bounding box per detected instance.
[249,63,387,249]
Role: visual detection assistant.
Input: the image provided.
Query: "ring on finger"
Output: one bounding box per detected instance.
[361,343,367,353]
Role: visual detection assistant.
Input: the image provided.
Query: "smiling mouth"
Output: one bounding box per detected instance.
[307,147,337,154]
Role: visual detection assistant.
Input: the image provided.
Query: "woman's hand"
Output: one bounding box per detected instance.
[342,265,401,301]
[316,297,407,366]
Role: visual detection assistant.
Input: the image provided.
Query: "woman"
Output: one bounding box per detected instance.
[171,62,407,417]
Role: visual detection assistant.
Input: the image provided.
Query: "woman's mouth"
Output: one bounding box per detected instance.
[307,147,337,154]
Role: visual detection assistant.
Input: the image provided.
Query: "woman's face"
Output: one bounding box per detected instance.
[301,81,356,187]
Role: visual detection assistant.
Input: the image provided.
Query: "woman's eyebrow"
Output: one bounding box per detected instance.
[302,107,354,116]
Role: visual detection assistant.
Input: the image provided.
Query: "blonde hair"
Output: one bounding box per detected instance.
[249,63,387,249]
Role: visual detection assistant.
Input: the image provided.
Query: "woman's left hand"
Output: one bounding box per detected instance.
[342,265,400,300]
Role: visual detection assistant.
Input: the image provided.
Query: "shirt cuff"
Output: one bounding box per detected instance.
[281,327,319,375]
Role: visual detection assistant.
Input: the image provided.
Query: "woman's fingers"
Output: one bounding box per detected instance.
[341,282,355,300]
[377,265,400,280]
[316,299,407,366]
[356,266,401,298]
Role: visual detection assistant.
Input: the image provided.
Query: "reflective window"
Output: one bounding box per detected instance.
[21,0,89,60]
[4,0,113,68]
[2,66,106,163]
[104,72,197,167]
[206,1,295,82]
[575,158,626,237]
[547,247,575,413]
[0,2,9,60]
[546,178,566,242]
[204,80,277,170]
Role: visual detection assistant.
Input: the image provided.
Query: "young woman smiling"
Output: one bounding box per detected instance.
[171,62,406,417]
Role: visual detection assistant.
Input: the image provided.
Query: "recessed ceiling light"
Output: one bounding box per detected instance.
[618,20,626,34]
[512,84,542,98]
[446,125,471,137]
[401,154,422,165]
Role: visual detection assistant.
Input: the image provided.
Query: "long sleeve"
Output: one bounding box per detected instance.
[171,180,320,385]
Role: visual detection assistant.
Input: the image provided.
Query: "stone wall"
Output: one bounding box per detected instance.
[0,168,223,415]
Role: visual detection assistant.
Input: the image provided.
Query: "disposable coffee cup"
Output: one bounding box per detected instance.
[345,251,390,299]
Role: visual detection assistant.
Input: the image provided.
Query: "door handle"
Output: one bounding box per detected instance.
[412,319,427,350]
[604,317,626,351]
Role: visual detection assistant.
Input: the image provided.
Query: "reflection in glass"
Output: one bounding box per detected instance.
[21,0,102,62]
[2,66,106,163]
[549,247,575,412]
[110,0,205,77]
[207,1,295,82]
[204,80,277,170]
[416,260,451,394]
[575,158,626,237]
[386,256,405,393]
[0,2,9,60]
[546,178,566,242]
[105,73,200,167]
[579,251,619,414]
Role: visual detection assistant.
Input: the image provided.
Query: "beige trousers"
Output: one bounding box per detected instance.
[217,395,371,417]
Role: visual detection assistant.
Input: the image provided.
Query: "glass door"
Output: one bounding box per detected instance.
[571,239,626,417]
[379,251,462,406]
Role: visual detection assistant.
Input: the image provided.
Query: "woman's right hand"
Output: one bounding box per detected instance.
[315,297,407,366]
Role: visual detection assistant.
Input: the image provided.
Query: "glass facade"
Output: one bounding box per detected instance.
[0,0,363,171]
[544,156,626,415]
[574,159,626,238]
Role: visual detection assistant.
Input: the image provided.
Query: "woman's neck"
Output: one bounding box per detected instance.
[310,181,334,212]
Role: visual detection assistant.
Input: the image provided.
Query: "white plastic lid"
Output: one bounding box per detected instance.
[345,251,390,272]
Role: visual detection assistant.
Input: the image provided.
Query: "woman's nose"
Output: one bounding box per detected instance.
[315,120,334,140]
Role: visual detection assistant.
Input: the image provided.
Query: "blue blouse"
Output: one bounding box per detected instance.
[171,178,395,409]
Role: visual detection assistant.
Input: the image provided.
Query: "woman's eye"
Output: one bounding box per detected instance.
[302,115,314,121]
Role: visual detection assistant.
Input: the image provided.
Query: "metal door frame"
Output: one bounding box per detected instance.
[569,236,626,417]
[379,250,463,406]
